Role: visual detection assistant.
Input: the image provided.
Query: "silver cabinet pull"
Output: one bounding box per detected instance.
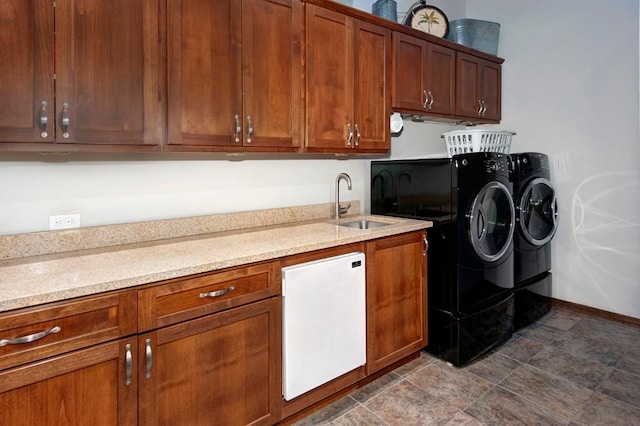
[0,325,61,347]
[354,124,361,147]
[423,234,429,256]
[481,100,487,116]
[125,343,133,386]
[60,102,70,138]
[423,91,434,110]
[246,116,253,143]
[346,123,353,146]
[477,100,483,116]
[145,338,152,379]
[39,100,49,138]
[199,286,235,299]
[234,114,241,143]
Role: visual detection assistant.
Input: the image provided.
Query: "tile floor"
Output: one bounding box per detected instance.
[294,307,640,425]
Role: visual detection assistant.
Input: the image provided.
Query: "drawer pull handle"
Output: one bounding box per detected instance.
[145,339,152,380]
[199,286,235,299]
[125,344,133,386]
[39,100,49,138]
[0,325,61,347]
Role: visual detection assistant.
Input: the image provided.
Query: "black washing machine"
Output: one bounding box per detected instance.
[371,152,516,366]
[509,152,558,329]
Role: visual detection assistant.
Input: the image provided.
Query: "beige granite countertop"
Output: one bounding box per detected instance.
[0,203,431,313]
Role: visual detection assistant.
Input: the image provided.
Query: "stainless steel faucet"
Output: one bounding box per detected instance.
[335,173,352,219]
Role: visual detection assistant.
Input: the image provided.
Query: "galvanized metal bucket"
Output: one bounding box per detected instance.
[372,0,398,23]
[447,19,500,56]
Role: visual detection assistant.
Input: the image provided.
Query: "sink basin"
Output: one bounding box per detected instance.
[338,220,390,229]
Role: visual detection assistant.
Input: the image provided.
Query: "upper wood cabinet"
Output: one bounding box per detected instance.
[392,32,456,118]
[166,0,303,152]
[0,0,162,152]
[305,4,391,154]
[455,52,502,122]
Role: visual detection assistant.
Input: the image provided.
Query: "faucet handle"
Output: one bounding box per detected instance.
[339,203,351,215]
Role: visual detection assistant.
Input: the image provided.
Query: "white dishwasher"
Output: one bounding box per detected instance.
[282,251,366,401]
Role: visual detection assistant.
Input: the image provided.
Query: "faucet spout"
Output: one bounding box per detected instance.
[335,173,352,219]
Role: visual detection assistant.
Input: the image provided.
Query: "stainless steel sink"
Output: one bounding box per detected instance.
[338,220,390,229]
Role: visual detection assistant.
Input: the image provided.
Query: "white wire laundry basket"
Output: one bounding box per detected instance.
[442,129,515,157]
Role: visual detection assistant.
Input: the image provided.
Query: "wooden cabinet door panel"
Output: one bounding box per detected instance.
[426,43,455,115]
[242,0,302,149]
[55,0,161,146]
[0,0,54,144]
[0,339,137,426]
[139,298,281,426]
[353,20,390,151]
[366,232,427,373]
[305,5,354,150]
[455,52,482,118]
[392,33,427,112]
[167,0,242,147]
[481,60,501,121]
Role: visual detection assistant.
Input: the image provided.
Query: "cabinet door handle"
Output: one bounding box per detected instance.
[234,114,242,143]
[246,116,253,144]
[38,100,49,138]
[60,102,70,139]
[423,234,429,256]
[0,325,61,347]
[481,100,487,116]
[346,123,353,146]
[354,124,361,147]
[477,100,483,116]
[428,91,434,109]
[125,343,133,386]
[199,285,235,299]
[145,338,152,379]
[422,90,429,109]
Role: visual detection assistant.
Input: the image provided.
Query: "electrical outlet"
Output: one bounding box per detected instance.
[49,214,81,230]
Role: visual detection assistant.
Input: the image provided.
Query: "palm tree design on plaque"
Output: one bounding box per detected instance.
[418,10,439,34]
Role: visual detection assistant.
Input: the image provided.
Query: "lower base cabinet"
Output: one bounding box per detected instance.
[138,297,282,426]
[0,339,137,425]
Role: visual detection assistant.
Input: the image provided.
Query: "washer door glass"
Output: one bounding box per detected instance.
[519,178,558,245]
[467,181,515,262]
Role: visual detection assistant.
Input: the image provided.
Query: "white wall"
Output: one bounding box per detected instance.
[1,0,639,319]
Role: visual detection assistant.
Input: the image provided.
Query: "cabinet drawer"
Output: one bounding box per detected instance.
[0,291,137,371]
[138,260,281,331]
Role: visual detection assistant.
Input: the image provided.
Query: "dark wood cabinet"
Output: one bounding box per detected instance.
[455,52,502,122]
[366,231,428,374]
[166,0,303,152]
[305,4,391,153]
[0,292,138,425]
[0,0,162,152]
[393,32,456,118]
[138,298,281,426]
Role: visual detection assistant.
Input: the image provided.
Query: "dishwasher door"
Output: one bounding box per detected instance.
[282,251,366,401]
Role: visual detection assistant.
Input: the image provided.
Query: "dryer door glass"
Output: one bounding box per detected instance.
[519,178,558,246]
[467,181,515,262]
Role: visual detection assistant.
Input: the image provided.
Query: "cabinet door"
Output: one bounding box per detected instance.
[392,32,428,112]
[55,0,161,147]
[480,60,501,121]
[242,0,302,149]
[167,0,242,149]
[139,298,281,426]
[425,43,456,116]
[305,5,354,151]
[353,20,390,152]
[366,231,427,374]
[0,339,137,426]
[455,52,483,119]
[0,0,54,145]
